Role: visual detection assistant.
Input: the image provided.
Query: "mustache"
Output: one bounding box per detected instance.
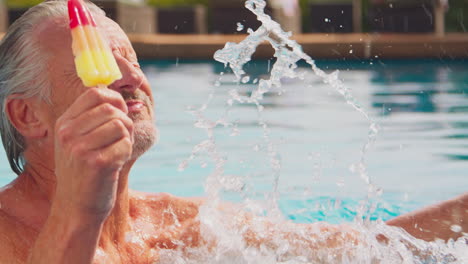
[121,90,152,106]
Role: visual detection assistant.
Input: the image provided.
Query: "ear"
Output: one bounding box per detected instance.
[5,95,48,139]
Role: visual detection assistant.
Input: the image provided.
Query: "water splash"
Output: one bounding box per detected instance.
[213,0,379,214]
[173,0,468,263]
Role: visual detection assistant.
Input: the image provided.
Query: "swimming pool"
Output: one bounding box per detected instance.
[1,59,467,224]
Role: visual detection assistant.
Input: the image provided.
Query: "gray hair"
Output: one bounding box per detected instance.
[0,0,103,175]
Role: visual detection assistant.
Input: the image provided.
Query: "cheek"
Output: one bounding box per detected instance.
[141,81,154,105]
[51,95,72,114]
[38,105,62,138]
[143,81,153,98]
[50,89,82,118]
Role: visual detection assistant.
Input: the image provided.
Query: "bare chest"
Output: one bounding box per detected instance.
[92,215,201,264]
[0,213,36,264]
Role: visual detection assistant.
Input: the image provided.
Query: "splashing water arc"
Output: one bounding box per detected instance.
[213,0,379,198]
[170,0,468,263]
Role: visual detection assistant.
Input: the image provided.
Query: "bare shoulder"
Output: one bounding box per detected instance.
[0,183,35,264]
[0,209,30,264]
[130,191,204,222]
[129,191,205,248]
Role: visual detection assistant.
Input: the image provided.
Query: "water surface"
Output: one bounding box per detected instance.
[1,59,467,224]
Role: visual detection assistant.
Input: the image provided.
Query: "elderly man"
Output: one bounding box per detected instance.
[0,1,466,264]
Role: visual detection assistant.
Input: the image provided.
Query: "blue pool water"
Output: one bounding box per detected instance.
[1,59,467,224]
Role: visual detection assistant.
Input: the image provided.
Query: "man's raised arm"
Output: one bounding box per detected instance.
[27,201,104,264]
[25,88,133,264]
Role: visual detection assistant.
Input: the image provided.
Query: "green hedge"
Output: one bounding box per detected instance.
[6,0,42,8]
[446,0,468,32]
[299,0,309,31]
[146,0,208,7]
[308,0,352,3]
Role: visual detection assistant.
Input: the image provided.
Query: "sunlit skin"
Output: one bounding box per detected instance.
[0,12,466,264]
[0,15,203,264]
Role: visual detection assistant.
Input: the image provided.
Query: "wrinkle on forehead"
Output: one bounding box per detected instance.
[32,14,134,100]
[34,16,72,53]
[98,17,132,49]
[35,14,134,75]
[34,15,130,52]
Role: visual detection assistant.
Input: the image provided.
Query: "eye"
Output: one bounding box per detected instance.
[111,48,124,59]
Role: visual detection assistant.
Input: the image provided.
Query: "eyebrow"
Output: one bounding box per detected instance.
[112,45,138,62]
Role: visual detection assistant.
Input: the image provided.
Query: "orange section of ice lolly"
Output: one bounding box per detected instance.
[68,0,122,87]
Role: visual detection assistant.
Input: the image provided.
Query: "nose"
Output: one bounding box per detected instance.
[108,55,143,93]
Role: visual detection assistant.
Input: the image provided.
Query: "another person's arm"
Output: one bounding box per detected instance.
[220,193,468,261]
[386,192,468,242]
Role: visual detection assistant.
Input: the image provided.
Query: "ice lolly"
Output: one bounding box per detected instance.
[68,0,122,87]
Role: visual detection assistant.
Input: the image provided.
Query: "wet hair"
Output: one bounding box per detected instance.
[0,0,103,175]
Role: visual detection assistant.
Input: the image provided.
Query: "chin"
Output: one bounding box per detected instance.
[131,120,158,159]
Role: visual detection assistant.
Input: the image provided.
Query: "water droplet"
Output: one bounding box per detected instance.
[324,18,330,22]
[214,80,221,87]
[236,22,244,31]
[230,127,240,136]
[336,178,345,187]
[241,76,250,83]
[403,193,409,201]
[334,199,342,208]
[450,225,462,233]
[178,160,188,172]
[219,176,245,192]
[376,188,383,196]
[370,123,379,134]
[349,50,353,54]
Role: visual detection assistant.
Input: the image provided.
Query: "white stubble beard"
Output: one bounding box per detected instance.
[131,119,158,160]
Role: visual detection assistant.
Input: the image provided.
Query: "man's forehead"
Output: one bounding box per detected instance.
[35,15,131,52]
[97,16,132,48]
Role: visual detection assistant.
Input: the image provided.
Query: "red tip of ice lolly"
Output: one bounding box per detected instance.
[68,0,96,29]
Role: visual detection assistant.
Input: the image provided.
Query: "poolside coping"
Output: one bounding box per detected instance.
[1,33,468,59]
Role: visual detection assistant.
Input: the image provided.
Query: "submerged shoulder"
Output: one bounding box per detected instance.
[130,191,204,221]
[131,190,203,204]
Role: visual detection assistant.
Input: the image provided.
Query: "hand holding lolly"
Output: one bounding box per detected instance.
[68,0,122,87]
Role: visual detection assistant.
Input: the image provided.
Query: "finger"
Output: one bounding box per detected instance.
[75,119,132,152]
[61,88,128,120]
[88,136,133,172]
[68,103,133,136]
